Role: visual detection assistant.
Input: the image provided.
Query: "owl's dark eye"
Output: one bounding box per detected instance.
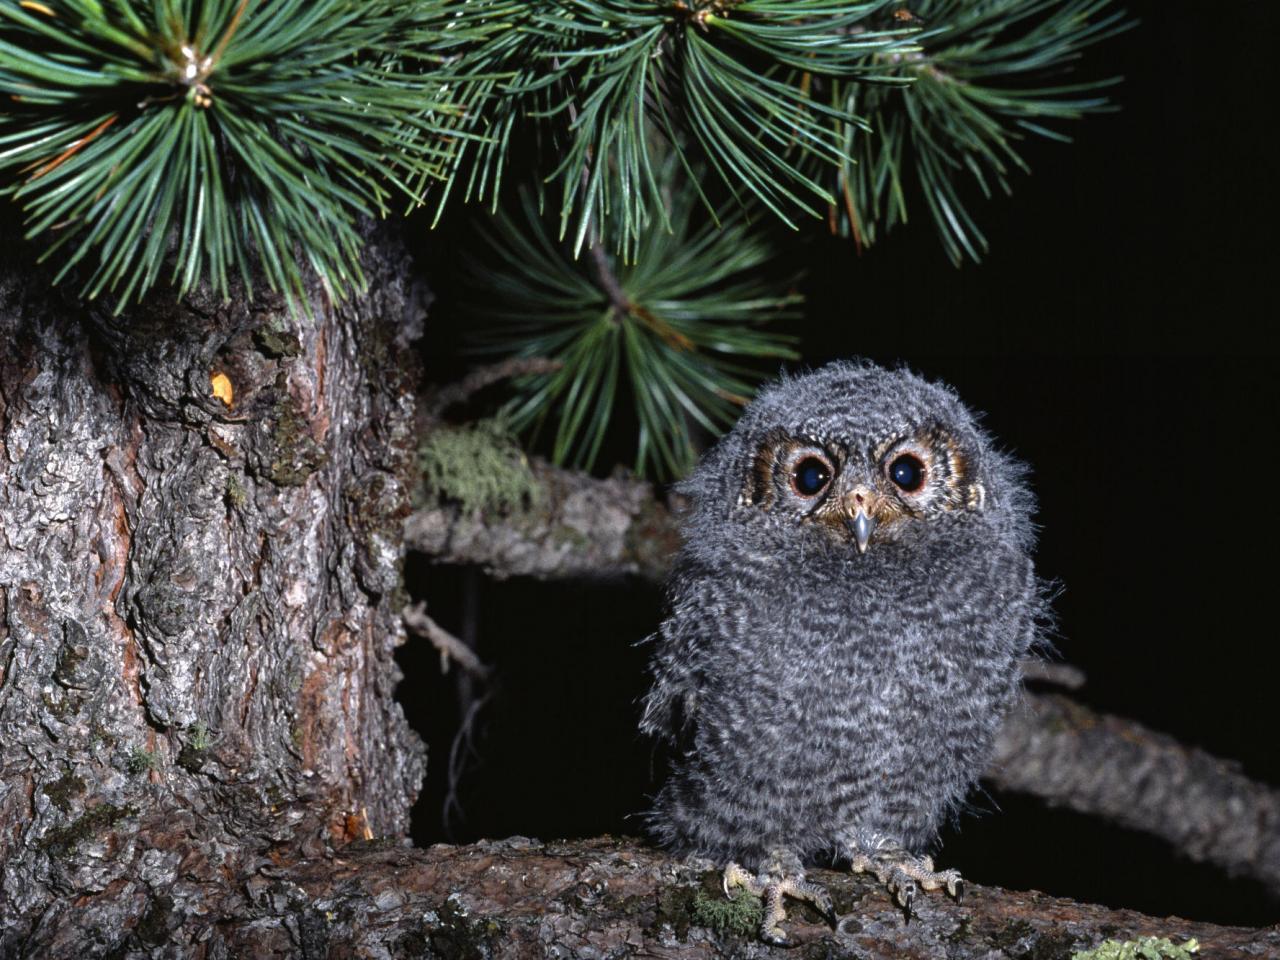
[889,453,926,492]
[791,457,832,497]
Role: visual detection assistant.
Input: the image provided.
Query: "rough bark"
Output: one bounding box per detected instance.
[0,222,426,955]
[190,835,1280,958]
[990,693,1280,895]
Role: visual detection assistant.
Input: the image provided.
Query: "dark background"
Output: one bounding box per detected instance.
[401,0,1280,928]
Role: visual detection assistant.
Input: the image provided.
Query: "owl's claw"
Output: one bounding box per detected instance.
[723,854,833,944]
[849,846,963,916]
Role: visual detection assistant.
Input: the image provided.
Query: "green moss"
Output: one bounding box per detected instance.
[39,803,136,854]
[1072,937,1200,960]
[178,722,215,772]
[225,473,248,509]
[188,721,213,751]
[690,887,763,939]
[255,326,302,359]
[266,376,327,487]
[127,748,158,776]
[418,419,542,517]
[43,771,86,813]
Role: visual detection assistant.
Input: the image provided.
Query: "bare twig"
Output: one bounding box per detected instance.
[588,242,632,316]
[423,358,563,422]
[403,602,491,678]
[1019,659,1087,690]
[443,686,491,836]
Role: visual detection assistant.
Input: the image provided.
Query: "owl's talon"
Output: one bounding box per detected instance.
[720,856,833,944]
[848,843,963,915]
[891,876,918,912]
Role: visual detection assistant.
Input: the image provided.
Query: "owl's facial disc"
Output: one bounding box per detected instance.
[738,423,982,553]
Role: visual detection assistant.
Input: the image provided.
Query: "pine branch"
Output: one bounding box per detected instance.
[1,0,1129,315]
[242,837,1268,957]
[990,692,1280,896]
[406,453,678,581]
[439,0,917,257]
[0,0,466,311]
[828,0,1132,262]
[463,161,800,478]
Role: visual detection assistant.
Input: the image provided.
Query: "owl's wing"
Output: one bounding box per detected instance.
[639,560,714,747]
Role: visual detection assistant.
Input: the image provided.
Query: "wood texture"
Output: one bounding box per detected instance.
[0,222,426,956]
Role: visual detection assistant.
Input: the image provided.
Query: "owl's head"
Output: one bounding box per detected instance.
[680,361,1027,558]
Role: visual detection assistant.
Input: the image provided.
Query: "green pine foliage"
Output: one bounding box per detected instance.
[466,165,800,479]
[439,0,917,259]
[442,0,1126,262]
[0,0,462,309]
[1,1,1126,477]
[831,0,1129,262]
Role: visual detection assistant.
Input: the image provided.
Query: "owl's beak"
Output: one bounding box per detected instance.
[843,487,878,554]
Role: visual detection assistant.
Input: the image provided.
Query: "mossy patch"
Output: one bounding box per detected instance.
[266,375,327,487]
[690,886,763,938]
[39,803,136,854]
[126,748,158,776]
[1072,936,1200,960]
[419,419,542,516]
[225,473,248,509]
[43,771,86,813]
[178,722,212,773]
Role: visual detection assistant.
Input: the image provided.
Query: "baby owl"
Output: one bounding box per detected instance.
[641,360,1041,942]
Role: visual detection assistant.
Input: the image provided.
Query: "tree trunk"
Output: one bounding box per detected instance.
[0,222,426,955]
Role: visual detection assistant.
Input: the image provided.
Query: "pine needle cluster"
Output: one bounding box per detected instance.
[0,0,461,308]
[466,160,799,478]
[831,0,1129,261]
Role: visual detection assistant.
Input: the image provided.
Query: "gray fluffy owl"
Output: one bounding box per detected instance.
[640,360,1042,942]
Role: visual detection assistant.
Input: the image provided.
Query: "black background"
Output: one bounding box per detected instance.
[402,0,1280,927]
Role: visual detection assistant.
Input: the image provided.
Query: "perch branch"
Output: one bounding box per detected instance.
[224,836,1272,958]
[1018,660,1087,690]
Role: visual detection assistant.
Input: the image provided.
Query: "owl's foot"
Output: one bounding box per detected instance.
[848,843,962,914]
[723,848,833,945]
